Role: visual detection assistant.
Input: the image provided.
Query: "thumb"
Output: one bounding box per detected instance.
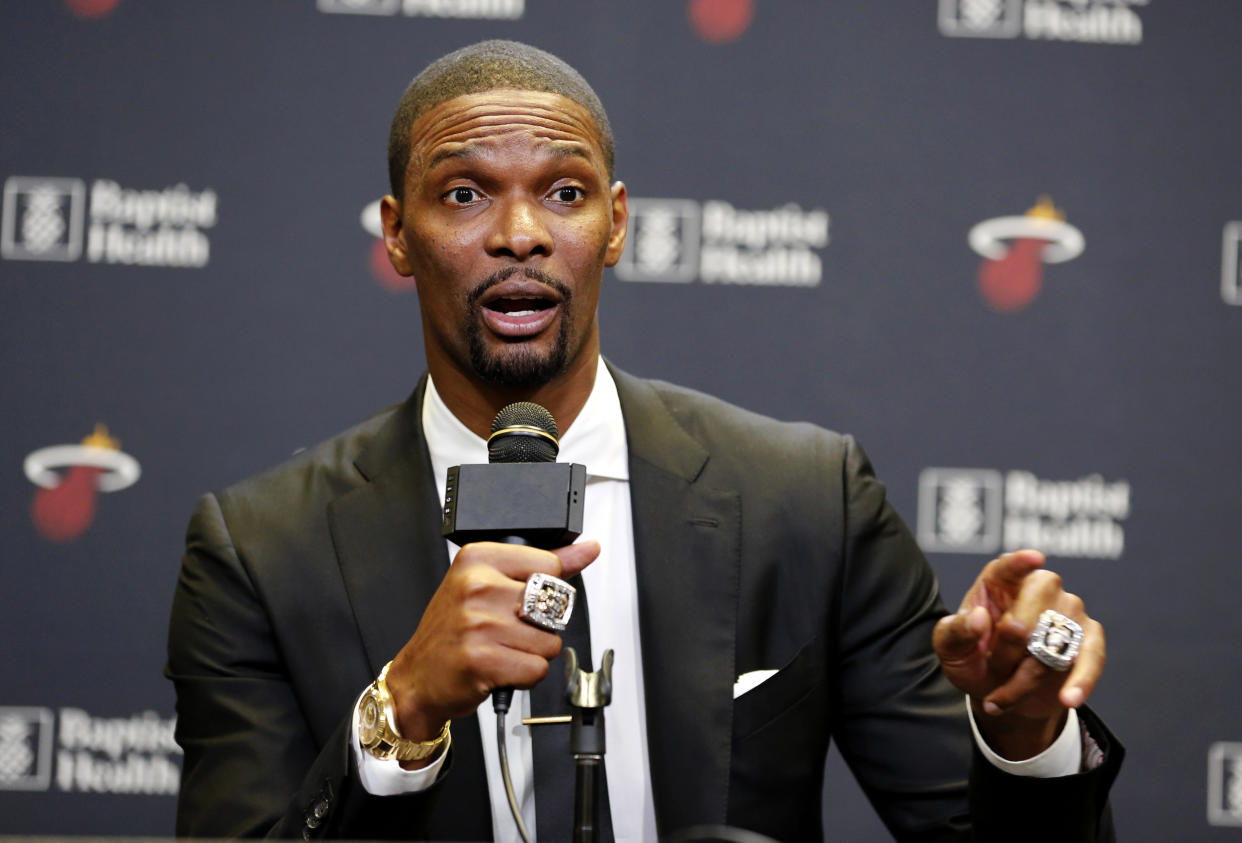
[934,606,990,665]
[552,540,601,579]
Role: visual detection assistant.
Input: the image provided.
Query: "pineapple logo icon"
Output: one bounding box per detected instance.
[1,177,86,262]
[614,199,701,283]
[0,708,54,791]
[917,468,1004,554]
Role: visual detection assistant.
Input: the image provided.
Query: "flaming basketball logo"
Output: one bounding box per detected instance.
[968,196,1085,312]
[688,0,754,43]
[24,424,141,543]
[65,0,121,18]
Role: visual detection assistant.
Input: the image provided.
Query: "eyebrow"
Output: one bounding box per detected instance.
[426,141,594,172]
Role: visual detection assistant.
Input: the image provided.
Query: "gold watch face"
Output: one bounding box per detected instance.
[359,692,382,745]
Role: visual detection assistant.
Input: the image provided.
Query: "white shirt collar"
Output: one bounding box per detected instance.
[422,357,629,486]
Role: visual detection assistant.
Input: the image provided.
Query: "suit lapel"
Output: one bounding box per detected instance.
[612,365,740,834]
[327,377,450,672]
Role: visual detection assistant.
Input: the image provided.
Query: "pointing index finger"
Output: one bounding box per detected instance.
[980,549,1047,593]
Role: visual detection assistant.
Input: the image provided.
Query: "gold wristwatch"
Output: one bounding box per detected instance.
[358,661,451,763]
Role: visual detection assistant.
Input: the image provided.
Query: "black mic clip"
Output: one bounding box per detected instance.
[564,647,613,843]
[564,646,613,757]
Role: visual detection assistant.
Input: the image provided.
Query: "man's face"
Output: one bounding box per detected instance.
[382,89,627,391]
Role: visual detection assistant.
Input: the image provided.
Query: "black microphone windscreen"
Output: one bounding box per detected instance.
[487,402,559,464]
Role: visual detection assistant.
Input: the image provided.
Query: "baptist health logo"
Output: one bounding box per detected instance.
[1209,743,1242,827]
[0,706,179,795]
[0,708,53,790]
[1223,222,1242,305]
[938,0,1148,45]
[615,198,830,287]
[316,0,523,18]
[2,176,217,268]
[917,467,1130,559]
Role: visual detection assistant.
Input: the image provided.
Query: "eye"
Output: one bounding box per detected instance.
[551,186,585,203]
[445,186,480,205]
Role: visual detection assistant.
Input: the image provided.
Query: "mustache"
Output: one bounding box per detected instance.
[467,266,572,306]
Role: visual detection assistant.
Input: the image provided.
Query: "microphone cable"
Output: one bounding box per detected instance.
[493,691,532,843]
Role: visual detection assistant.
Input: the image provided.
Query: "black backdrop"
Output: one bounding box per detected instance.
[2,0,1241,838]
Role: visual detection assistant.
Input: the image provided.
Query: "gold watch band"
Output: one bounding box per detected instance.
[360,661,451,763]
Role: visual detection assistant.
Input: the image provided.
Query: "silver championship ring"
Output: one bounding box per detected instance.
[518,573,576,632]
[1026,609,1084,671]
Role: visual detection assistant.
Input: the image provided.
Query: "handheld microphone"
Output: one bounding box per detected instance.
[443,401,585,550]
[442,402,587,843]
[442,401,587,714]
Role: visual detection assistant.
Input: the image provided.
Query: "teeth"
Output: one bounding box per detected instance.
[508,310,537,317]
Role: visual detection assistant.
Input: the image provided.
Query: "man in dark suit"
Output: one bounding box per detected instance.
[167,40,1120,841]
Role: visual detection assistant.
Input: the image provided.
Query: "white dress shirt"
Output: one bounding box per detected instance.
[354,359,659,842]
[349,357,1079,839]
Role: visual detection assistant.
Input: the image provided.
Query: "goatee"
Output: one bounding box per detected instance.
[465,268,574,389]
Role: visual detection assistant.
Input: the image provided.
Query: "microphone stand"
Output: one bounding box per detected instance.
[564,647,613,843]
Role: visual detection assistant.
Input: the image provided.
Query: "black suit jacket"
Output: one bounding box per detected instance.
[166,364,1121,840]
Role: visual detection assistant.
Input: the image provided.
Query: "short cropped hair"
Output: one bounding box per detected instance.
[387,40,615,199]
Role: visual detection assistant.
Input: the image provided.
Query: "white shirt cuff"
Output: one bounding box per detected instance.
[966,696,1082,778]
[350,689,449,796]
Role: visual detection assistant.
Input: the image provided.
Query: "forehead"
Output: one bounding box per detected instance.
[408,89,607,176]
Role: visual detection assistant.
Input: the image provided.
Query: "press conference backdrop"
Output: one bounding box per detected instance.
[1,0,1239,838]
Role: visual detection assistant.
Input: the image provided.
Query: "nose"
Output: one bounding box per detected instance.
[485,196,552,261]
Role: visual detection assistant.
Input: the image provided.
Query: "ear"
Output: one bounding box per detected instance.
[603,181,628,267]
[380,195,415,278]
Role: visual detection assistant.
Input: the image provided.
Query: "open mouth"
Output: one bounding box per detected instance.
[478,280,564,338]
[485,294,556,319]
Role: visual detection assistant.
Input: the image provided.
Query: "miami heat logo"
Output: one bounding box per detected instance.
[688,0,754,43]
[65,0,121,18]
[968,196,1084,312]
[23,424,141,543]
